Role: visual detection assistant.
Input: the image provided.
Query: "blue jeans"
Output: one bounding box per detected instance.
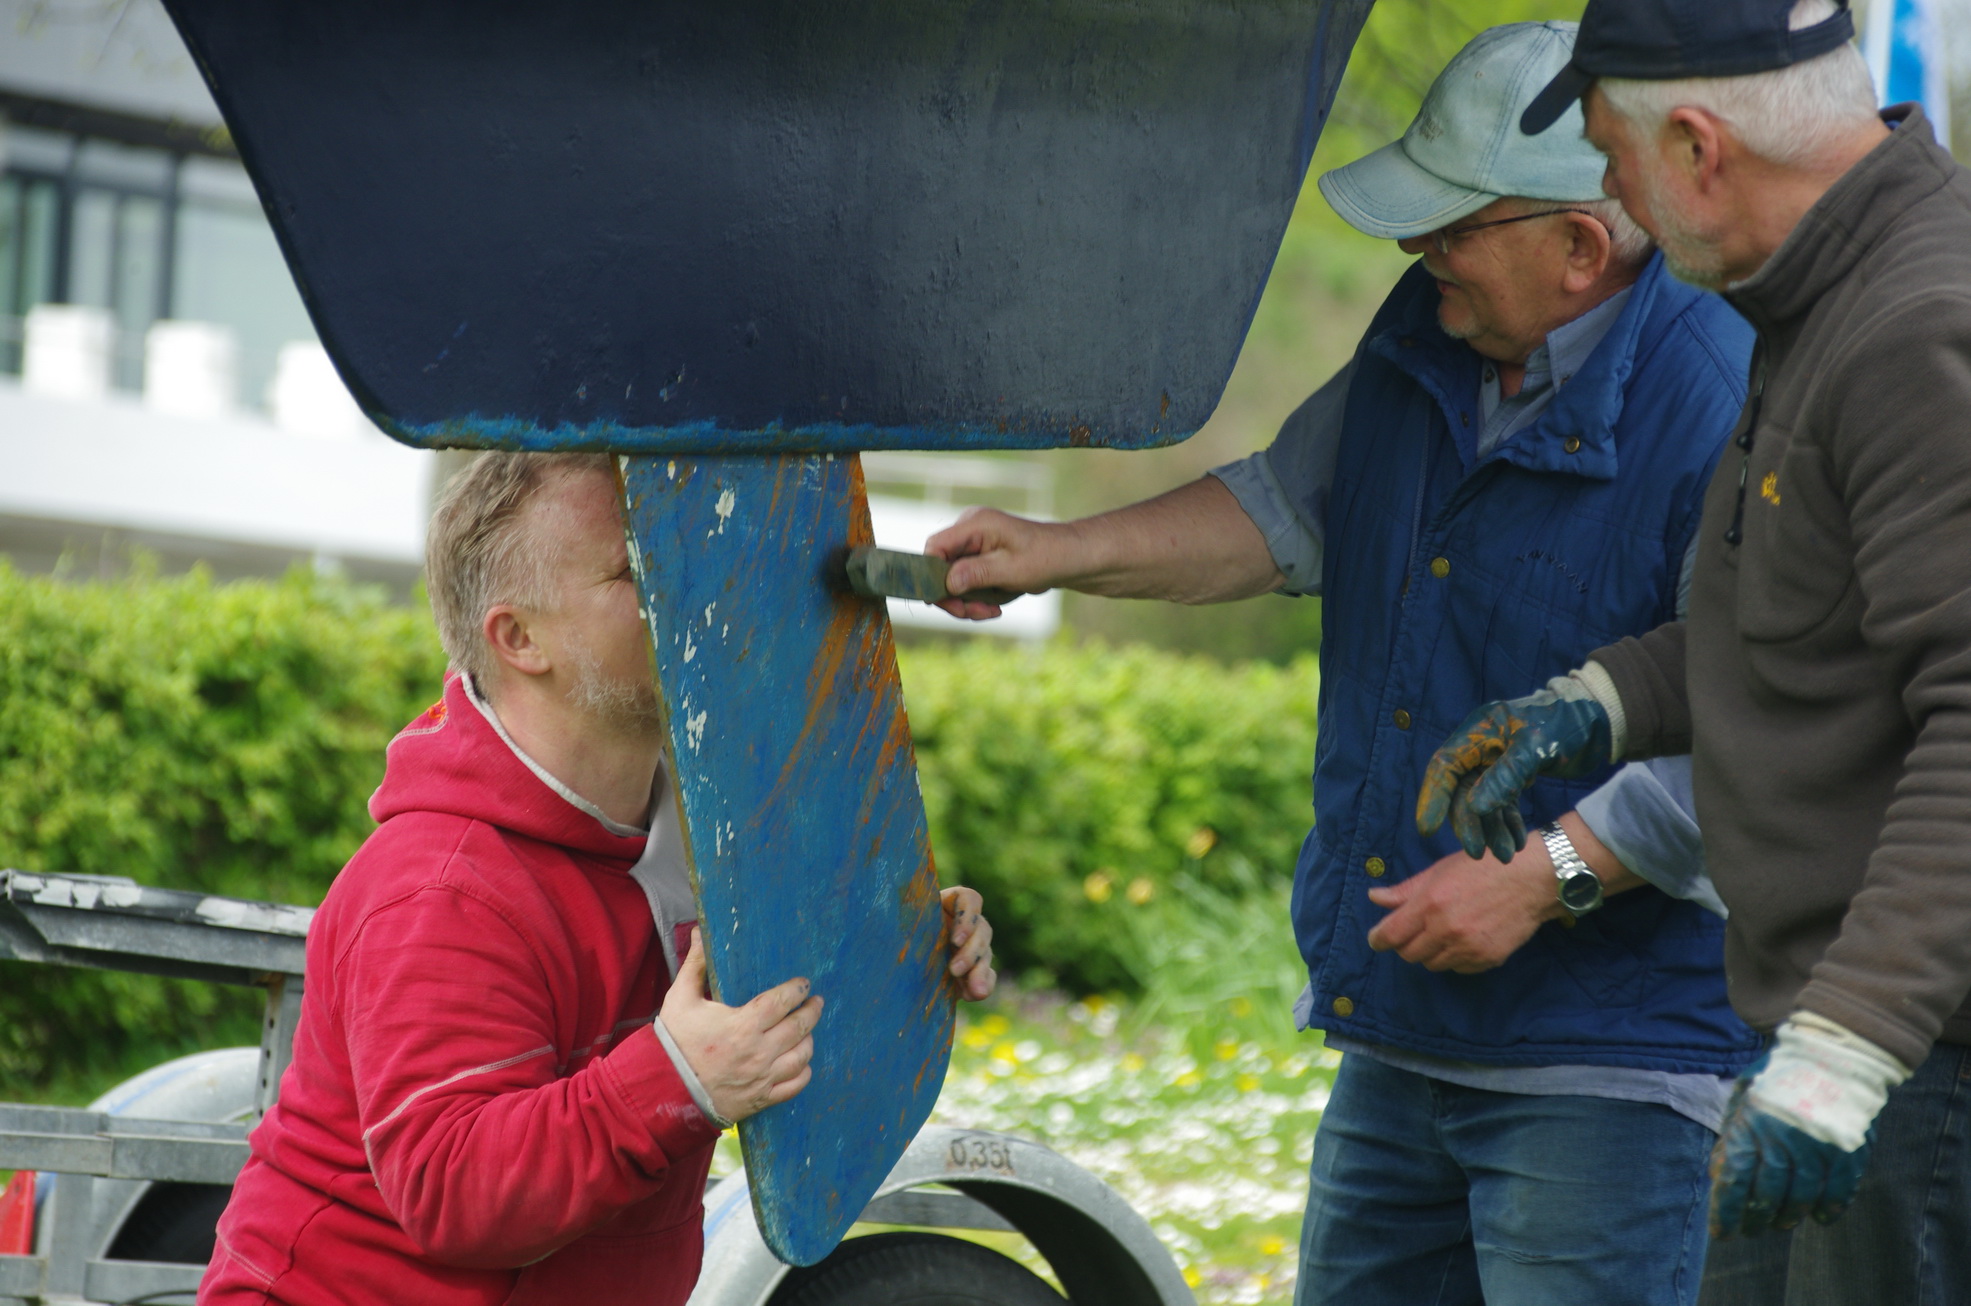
[1296,1052,1715,1306]
[1698,1041,1971,1306]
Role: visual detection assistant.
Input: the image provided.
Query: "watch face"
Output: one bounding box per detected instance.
[1559,869,1604,914]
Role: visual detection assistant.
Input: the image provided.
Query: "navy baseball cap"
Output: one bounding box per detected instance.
[1521,0,1856,135]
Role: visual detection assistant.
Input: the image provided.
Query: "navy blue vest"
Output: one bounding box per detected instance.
[1293,254,1762,1073]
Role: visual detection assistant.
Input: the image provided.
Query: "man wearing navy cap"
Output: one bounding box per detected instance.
[927,22,1761,1305]
[1420,1,1971,1300]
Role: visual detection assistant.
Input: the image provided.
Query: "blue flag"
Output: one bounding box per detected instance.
[1864,0,1953,150]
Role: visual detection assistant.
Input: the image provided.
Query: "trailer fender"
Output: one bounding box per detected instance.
[691,1125,1192,1306]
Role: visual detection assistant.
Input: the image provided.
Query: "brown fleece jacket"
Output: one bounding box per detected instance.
[1592,107,1971,1072]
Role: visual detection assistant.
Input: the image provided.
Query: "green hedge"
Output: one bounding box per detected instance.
[902,639,1318,992]
[0,567,1320,1089]
[0,565,448,1090]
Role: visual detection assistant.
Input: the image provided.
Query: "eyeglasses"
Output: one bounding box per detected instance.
[1430,208,1600,255]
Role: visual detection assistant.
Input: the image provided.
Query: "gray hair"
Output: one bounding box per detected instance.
[1598,0,1879,170]
[1580,196,1655,267]
[424,450,617,682]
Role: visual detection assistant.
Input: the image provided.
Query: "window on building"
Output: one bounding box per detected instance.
[0,113,316,407]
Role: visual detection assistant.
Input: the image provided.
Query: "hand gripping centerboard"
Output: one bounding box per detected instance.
[158,0,1373,1265]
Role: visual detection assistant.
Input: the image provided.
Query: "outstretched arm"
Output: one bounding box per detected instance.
[926,359,1355,618]
[927,476,1282,619]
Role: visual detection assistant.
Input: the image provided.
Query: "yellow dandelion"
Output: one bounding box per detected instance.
[1126,876,1155,905]
[1184,827,1218,859]
[980,1013,1010,1038]
[990,1041,1020,1065]
[1259,1235,1286,1257]
[1176,1070,1203,1089]
[961,1027,991,1050]
[1083,870,1115,903]
[1229,995,1253,1018]
[1183,1266,1202,1288]
[1237,1073,1261,1092]
[1214,1038,1240,1061]
[1121,1052,1146,1073]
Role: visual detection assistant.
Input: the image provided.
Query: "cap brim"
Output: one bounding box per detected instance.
[1317,138,1499,241]
[1521,61,1594,135]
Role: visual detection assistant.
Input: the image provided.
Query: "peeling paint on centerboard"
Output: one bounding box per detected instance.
[618,451,951,1267]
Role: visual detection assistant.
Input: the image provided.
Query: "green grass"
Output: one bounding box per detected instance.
[946,988,1333,1305]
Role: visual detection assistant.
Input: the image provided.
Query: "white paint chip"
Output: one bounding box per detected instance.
[195,896,315,935]
[714,487,737,533]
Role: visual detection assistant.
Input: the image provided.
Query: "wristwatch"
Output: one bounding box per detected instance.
[1540,823,1605,918]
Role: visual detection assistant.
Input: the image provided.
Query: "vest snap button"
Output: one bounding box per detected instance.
[1429,557,1450,579]
[1365,857,1386,878]
[1392,709,1412,730]
[1564,436,1583,454]
[1333,996,1355,1017]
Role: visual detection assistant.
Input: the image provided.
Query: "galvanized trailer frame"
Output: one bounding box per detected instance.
[0,870,1193,1306]
[0,869,303,1305]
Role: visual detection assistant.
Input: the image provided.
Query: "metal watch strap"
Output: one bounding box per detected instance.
[1540,823,1604,917]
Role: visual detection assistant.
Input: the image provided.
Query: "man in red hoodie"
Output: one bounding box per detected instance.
[200,451,999,1306]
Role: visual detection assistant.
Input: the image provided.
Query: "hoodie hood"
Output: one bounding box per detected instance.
[369,673,649,866]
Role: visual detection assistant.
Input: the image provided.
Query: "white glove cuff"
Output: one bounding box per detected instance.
[1573,661,1628,761]
[1746,1013,1911,1152]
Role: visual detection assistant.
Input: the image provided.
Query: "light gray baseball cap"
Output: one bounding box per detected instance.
[1319,21,1609,241]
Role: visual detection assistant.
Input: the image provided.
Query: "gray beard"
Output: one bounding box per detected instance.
[1634,170,1730,291]
[568,643,664,737]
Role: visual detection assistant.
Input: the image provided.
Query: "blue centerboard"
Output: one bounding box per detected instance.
[619,452,948,1263]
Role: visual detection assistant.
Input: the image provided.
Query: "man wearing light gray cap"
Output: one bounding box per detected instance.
[928,21,1757,1303]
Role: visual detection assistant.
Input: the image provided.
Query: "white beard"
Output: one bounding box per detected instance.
[1437,309,1482,341]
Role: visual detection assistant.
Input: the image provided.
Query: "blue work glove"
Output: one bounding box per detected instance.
[1709,1013,1911,1239]
[1415,672,1615,862]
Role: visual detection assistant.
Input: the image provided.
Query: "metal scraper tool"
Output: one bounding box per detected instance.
[843,545,1021,606]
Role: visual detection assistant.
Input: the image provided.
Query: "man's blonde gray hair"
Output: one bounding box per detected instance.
[1598,0,1879,170]
[425,450,617,681]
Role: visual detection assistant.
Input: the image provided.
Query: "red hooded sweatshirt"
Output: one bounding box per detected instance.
[201,674,719,1306]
